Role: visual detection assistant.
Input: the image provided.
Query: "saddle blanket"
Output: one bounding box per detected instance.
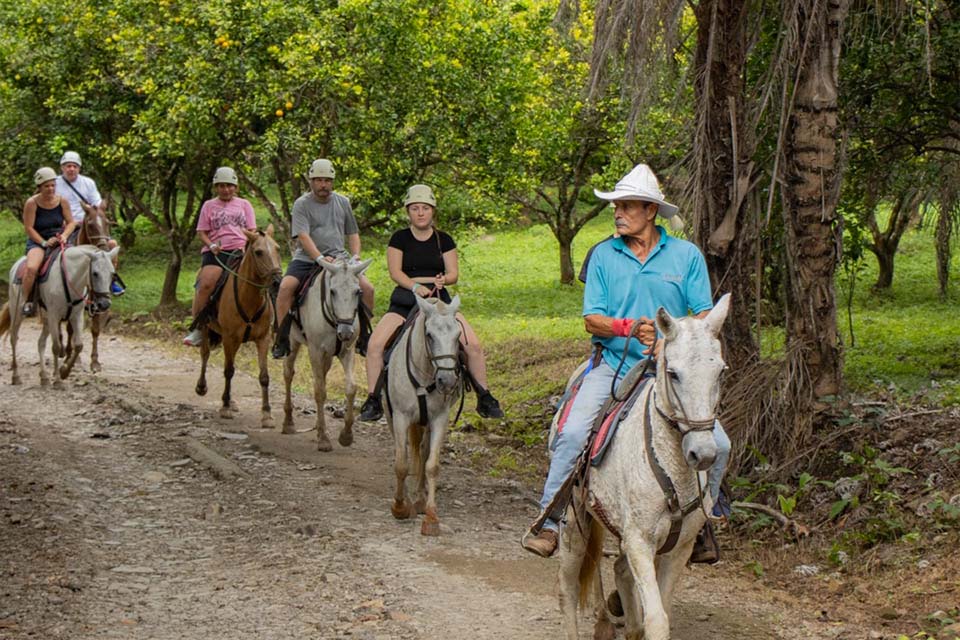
[14,246,62,285]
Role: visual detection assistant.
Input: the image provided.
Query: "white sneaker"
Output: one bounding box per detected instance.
[183,329,203,346]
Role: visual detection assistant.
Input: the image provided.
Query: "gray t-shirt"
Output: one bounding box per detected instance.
[290,191,359,263]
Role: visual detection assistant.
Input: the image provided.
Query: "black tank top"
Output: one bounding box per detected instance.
[33,199,65,240]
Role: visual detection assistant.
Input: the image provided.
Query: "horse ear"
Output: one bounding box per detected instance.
[265,223,275,237]
[704,293,731,337]
[316,259,332,273]
[243,228,258,242]
[655,307,678,341]
[447,295,461,315]
[351,258,373,277]
[415,294,432,315]
[107,246,121,261]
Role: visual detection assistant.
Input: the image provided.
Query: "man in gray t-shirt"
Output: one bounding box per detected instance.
[273,158,375,358]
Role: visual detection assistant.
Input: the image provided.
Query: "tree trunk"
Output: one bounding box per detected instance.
[872,246,895,290]
[935,198,954,299]
[159,249,183,309]
[558,234,575,285]
[691,0,758,369]
[781,0,849,404]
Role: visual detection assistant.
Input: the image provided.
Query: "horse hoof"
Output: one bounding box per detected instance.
[90,362,101,374]
[261,417,275,429]
[413,499,426,515]
[219,408,233,419]
[338,431,354,447]
[40,378,49,387]
[11,376,21,386]
[53,380,64,390]
[420,518,440,536]
[281,424,296,435]
[59,367,69,380]
[196,384,207,397]
[317,436,333,452]
[391,501,413,520]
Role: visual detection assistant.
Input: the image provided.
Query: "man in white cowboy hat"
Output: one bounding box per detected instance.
[521,163,731,560]
[272,158,375,358]
[56,150,125,295]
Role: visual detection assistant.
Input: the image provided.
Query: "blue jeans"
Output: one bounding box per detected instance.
[539,361,730,532]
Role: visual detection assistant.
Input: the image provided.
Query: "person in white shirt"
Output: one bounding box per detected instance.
[56,151,124,295]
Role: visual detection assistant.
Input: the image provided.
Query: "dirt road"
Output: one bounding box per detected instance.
[1,326,847,639]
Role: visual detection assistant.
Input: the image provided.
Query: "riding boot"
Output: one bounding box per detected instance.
[272,313,294,359]
[475,387,504,419]
[359,394,383,422]
[688,521,720,564]
[356,301,373,356]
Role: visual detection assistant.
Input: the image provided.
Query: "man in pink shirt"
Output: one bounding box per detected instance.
[183,166,257,346]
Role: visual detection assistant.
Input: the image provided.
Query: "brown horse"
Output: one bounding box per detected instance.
[71,207,116,373]
[195,226,282,428]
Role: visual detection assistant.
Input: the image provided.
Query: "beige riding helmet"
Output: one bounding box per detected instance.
[404,184,436,208]
[34,167,57,185]
[212,166,238,185]
[308,158,335,179]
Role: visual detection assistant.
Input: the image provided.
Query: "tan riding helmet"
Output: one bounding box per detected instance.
[404,184,436,208]
[34,167,57,186]
[308,158,335,179]
[60,151,82,167]
[212,166,238,186]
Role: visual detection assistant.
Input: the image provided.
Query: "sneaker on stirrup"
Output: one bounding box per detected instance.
[110,280,125,296]
[359,394,383,422]
[183,329,203,347]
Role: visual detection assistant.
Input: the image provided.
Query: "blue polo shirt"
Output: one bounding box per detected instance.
[583,226,713,371]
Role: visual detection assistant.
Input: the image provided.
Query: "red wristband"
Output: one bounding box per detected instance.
[611,318,634,337]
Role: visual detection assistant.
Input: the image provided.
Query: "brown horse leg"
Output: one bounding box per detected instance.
[196,336,210,396]
[391,417,415,520]
[338,350,355,447]
[281,343,298,434]
[256,336,274,428]
[89,313,102,373]
[220,337,238,419]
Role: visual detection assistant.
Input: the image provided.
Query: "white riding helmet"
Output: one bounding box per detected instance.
[308,158,335,179]
[60,151,82,167]
[212,166,238,186]
[34,167,57,186]
[404,184,437,208]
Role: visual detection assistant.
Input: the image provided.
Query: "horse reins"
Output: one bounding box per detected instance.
[319,269,360,357]
[404,309,463,427]
[213,235,280,341]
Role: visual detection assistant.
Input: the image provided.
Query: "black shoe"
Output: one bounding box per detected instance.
[476,390,504,419]
[359,394,383,422]
[355,332,369,357]
[689,521,720,564]
[272,314,293,359]
[22,302,36,317]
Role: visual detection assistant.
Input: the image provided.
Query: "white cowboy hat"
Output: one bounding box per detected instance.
[594,164,679,218]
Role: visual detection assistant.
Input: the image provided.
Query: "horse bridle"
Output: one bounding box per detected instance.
[319,269,359,334]
[654,348,718,437]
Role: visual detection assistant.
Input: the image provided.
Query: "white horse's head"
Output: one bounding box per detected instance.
[415,294,462,393]
[87,246,120,315]
[654,293,730,471]
[318,258,372,342]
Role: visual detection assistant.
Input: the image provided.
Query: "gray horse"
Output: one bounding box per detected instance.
[1,245,118,387]
[282,258,372,451]
[386,295,462,536]
[557,294,731,640]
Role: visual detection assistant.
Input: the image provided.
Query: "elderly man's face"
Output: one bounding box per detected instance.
[613,199,658,237]
[310,177,334,201]
[61,162,80,182]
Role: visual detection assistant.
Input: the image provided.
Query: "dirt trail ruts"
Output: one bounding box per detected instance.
[1,326,841,639]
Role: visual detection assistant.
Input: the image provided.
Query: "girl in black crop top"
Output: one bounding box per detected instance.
[358,184,503,422]
[19,168,76,316]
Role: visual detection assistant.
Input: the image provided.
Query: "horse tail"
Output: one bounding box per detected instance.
[0,302,10,340]
[578,517,605,610]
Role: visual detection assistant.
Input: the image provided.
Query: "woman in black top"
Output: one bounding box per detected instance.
[19,167,76,317]
[359,184,503,422]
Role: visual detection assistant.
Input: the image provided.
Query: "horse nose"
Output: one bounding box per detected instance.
[337,324,355,342]
[686,448,715,471]
[99,298,112,312]
[436,370,459,393]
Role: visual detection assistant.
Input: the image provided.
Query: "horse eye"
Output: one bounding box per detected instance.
[255,249,264,257]
[667,369,679,381]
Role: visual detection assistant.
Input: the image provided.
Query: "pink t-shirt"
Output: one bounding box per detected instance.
[196,196,256,252]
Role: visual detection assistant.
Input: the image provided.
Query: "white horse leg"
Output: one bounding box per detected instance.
[656,538,696,622]
[420,417,448,536]
[557,505,587,640]
[37,322,51,387]
[308,350,333,451]
[59,310,84,380]
[613,553,643,638]
[8,303,22,386]
[338,349,355,447]
[623,536,669,640]
[281,342,299,434]
[89,313,103,373]
[256,336,274,428]
[390,414,415,520]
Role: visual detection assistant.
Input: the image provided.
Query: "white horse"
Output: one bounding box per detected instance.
[557,294,730,640]
[386,295,462,536]
[282,258,372,451]
[1,245,118,387]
